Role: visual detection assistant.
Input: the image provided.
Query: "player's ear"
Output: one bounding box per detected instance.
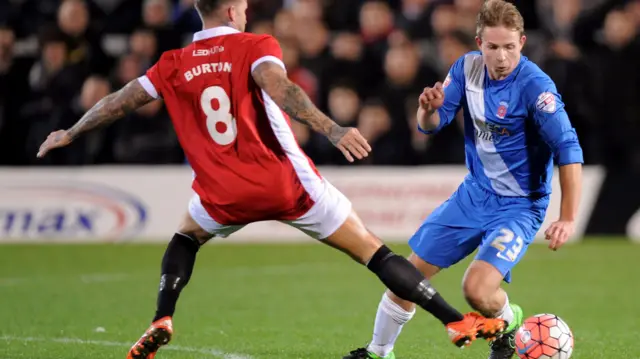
[520,35,527,49]
[475,36,482,50]
[227,5,236,23]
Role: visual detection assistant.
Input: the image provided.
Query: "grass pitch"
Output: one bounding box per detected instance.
[1,239,638,359]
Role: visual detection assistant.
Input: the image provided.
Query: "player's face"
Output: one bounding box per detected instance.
[230,0,248,32]
[476,26,526,80]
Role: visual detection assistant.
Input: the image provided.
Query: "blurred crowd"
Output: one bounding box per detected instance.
[0,0,639,171]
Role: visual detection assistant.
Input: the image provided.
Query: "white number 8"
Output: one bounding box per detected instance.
[200,86,237,145]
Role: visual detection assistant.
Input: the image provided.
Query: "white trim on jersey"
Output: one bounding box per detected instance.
[463,53,526,197]
[193,26,240,42]
[251,56,286,73]
[137,75,159,99]
[260,90,325,202]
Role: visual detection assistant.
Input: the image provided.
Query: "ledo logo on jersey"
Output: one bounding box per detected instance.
[193,46,224,57]
[0,182,147,240]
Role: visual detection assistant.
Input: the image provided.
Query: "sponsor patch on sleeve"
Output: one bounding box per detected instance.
[443,73,452,88]
[536,92,556,113]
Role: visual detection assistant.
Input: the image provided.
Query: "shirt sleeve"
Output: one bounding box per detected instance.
[137,52,175,99]
[525,75,584,166]
[419,55,465,134]
[249,36,286,73]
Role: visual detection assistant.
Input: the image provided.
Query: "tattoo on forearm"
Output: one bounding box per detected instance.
[252,62,346,145]
[67,80,155,140]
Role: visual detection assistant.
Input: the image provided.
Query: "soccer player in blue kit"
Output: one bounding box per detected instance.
[343,1,583,359]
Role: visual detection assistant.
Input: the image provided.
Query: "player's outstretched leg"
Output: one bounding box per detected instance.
[127,213,211,359]
[462,260,524,359]
[325,211,506,353]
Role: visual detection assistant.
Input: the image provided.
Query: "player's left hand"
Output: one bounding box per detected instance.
[330,126,372,162]
[37,130,73,158]
[544,220,575,251]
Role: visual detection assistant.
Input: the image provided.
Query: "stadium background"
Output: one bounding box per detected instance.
[0,0,638,241]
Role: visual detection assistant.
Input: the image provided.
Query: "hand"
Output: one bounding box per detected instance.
[418,82,445,112]
[329,125,372,163]
[544,220,575,251]
[37,130,73,158]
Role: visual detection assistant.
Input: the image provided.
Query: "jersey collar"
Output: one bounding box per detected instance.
[193,26,240,42]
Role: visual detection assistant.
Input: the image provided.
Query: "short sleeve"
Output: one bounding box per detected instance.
[249,36,286,73]
[137,52,176,99]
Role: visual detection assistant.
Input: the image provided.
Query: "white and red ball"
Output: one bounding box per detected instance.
[514,314,574,359]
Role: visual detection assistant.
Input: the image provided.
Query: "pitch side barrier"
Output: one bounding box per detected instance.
[0,165,621,243]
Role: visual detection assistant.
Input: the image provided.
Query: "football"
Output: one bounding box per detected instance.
[514,314,574,359]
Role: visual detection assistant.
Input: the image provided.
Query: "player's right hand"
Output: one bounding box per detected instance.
[330,126,372,163]
[418,82,445,111]
[37,130,73,158]
[544,220,575,251]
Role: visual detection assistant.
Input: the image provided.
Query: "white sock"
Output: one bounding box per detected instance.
[367,292,416,358]
[495,294,514,325]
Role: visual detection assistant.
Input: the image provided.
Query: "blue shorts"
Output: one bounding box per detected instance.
[408,179,548,283]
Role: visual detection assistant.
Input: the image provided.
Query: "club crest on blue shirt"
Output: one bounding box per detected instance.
[496,101,509,119]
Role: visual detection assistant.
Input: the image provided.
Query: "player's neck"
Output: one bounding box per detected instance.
[201,20,240,32]
[489,70,511,81]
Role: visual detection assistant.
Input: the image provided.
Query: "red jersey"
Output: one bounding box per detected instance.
[139,26,324,225]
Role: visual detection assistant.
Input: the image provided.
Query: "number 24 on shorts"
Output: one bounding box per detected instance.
[490,228,524,262]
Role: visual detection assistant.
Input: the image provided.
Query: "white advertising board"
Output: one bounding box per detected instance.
[0,166,604,243]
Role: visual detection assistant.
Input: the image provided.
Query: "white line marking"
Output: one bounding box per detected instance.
[80,273,132,283]
[0,335,253,359]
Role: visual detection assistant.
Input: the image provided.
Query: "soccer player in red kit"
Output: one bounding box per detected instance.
[36,0,506,357]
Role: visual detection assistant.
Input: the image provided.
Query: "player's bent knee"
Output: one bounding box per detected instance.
[177,211,213,245]
[462,280,492,311]
[462,260,504,310]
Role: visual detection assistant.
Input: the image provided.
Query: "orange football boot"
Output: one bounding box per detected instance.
[446,313,506,348]
[126,316,173,359]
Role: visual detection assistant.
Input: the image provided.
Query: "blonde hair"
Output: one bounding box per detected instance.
[476,0,525,37]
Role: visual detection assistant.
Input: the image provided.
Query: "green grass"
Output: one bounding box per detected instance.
[0,239,638,359]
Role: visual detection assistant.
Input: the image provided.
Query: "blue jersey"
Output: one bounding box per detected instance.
[420,51,583,197]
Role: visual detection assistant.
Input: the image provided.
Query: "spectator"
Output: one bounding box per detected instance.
[57,0,110,75]
[0,0,636,170]
[129,28,159,69]
[0,24,32,165]
[143,0,182,53]
[584,9,640,172]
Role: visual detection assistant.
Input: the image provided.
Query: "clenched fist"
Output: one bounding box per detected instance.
[418,82,445,112]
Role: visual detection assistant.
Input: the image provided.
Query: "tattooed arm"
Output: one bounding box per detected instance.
[37,79,155,158]
[251,61,371,162]
[68,79,155,140]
